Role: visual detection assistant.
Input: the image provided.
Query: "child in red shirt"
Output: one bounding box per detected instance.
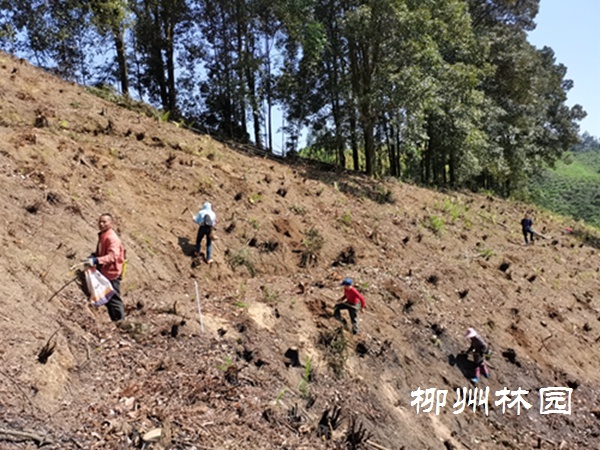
[333,278,366,334]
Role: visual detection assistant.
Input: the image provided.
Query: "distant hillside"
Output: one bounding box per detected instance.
[530,150,600,228]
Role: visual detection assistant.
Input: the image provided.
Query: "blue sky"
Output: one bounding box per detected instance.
[527,0,600,138]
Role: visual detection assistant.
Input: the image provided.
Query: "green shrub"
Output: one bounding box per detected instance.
[317,328,347,378]
[373,186,394,204]
[427,215,445,234]
[300,227,324,267]
[340,210,352,226]
[227,248,256,277]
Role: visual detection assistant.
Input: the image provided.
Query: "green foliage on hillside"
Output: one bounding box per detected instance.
[530,149,600,228]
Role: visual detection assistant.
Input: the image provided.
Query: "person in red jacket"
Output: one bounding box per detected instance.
[84,213,126,322]
[333,278,366,334]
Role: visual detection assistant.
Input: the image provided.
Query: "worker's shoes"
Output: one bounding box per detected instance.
[471,377,479,383]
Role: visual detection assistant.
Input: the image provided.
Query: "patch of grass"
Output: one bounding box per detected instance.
[197,176,213,194]
[290,205,306,215]
[317,328,347,378]
[233,301,249,309]
[298,356,313,398]
[426,215,445,234]
[300,227,324,268]
[86,85,159,118]
[227,248,256,277]
[570,224,600,249]
[275,388,287,404]
[481,211,496,225]
[217,356,233,371]
[159,110,171,123]
[262,286,279,303]
[249,218,260,230]
[464,216,473,230]
[248,192,263,204]
[442,197,466,223]
[130,230,157,256]
[340,210,352,226]
[357,281,369,292]
[373,186,394,204]
[478,248,495,259]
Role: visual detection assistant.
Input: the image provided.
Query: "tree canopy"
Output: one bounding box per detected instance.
[0,0,585,195]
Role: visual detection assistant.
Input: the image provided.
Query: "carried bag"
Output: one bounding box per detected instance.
[84,268,115,307]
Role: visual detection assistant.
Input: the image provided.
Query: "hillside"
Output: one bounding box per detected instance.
[530,151,600,229]
[1,52,600,450]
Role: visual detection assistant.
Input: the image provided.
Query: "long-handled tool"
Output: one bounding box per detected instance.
[194,280,205,333]
[47,276,78,303]
[181,206,196,220]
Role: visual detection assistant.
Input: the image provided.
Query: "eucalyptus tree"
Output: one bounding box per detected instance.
[89,0,131,96]
[275,0,327,154]
[130,0,189,116]
[466,0,585,194]
[190,0,248,140]
[411,0,488,186]
[0,0,93,81]
[342,0,404,176]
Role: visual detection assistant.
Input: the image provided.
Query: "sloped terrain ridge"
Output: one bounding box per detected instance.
[1,52,599,450]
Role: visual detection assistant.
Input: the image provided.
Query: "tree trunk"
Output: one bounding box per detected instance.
[149,3,168,111]
[245,40,261,148]
[350,113,359,171]
[364,120,375,176]
[112,27,129,97]
[165,21,177,117]
[385,120,396,177]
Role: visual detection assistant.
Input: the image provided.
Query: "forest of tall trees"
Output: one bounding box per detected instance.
[0,0,586,195]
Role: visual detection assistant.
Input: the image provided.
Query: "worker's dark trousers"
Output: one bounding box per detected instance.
[523,229,534,244]
[106,277,125,322]
[195,225,213,260]
[333,302,359,334]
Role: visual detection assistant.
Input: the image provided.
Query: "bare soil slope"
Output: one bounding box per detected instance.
[1,53,599,450]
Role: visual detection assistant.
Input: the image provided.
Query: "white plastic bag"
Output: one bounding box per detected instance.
[84,268,115,307]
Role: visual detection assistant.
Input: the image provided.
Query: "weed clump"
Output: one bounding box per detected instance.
[427,215,445,234]
[227,248,256,277]
[300,227,324,268]
[317,328,347,378]
[373,186,394,204]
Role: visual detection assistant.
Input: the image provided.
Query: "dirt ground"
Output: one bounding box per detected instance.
[0,52,599,450]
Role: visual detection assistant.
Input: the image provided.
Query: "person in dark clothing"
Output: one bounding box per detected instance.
[84,213,126,322]
[465,327,490,383]
[333,278,366,335]
[521,214,535,245]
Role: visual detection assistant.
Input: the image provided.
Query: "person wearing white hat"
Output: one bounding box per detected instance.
[465,327,490,383]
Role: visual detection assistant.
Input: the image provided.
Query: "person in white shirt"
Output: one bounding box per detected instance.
[193,202,217,263]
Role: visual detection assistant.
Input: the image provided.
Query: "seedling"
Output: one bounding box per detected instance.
[217,356,232,371]
[298,356,313,398]
[248,193,263,204]
[340,211,352,226]
[300,227,324,268]
[427,215,445,234]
